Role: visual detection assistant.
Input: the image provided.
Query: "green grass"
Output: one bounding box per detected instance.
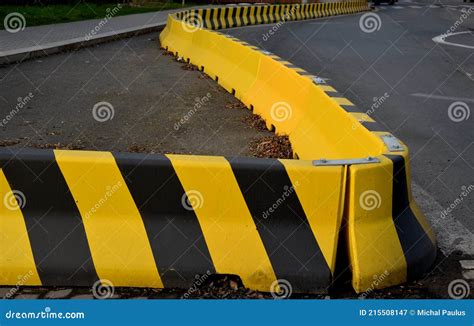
[0,2,192,29]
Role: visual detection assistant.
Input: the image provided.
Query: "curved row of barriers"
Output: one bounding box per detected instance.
[0,1,436,295]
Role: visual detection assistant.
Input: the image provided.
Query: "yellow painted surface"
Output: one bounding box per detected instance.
[280,160,346,274]
[167,155,278,291]
[55,150,163,288]
[0,170,41,286]
[347,156,407,293]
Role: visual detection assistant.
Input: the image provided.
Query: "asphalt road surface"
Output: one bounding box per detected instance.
[228,0,474,262]
[0,34,274,157]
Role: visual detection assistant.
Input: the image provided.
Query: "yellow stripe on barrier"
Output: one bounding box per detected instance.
[0,170,41,286]
[347,156,407,292]
[167,155,278,291]
[55,150,163,288]
[280,160,346,274]
[319,85,337,92]
[235,6,242,27]
[351,112,375,123]
[332,97,354,106]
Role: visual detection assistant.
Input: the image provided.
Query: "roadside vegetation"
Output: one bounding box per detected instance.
[0,1,192,29]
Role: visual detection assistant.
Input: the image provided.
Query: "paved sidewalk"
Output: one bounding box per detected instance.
[0,8,184,64]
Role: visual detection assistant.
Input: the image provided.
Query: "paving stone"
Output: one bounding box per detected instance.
[460,260,474,270]
[44,289,73,299]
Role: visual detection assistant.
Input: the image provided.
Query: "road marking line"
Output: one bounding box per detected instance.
[433,31,474,50]
[410,93,474,102]
[462,270,474,280]
[460,260,474,270]
[412,183,474,256]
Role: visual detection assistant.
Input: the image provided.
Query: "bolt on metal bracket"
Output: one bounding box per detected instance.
[313,156,380,166]
[381,134,404,152]
[311,76,326,84]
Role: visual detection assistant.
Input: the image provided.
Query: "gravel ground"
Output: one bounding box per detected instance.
[0,32,282,157]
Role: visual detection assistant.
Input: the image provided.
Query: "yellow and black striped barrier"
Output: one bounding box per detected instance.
[159,0,436,294]
[0,1,436,294]
[0,149,345,292]
[175,1,368,30]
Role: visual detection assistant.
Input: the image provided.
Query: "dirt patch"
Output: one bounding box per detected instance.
[249,135,293,159]
[31,142,85,150]
[225,102,247,110]
[243,114,268,131]
[0,139,20,147]
[0,33,275,157]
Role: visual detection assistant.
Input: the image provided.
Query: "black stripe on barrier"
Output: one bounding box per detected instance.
[298,70,313,76]
[0,149,99,286]
[362,121,385,132]
[340,104,361,113]
[114,153,216,288]
[208,8,215,30]
[230,7,237,27]
[215,8,222,29]
[385,155,436,280]
[228,157,331,292]
[202,9,209,29]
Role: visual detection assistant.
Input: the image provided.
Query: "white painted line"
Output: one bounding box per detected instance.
[428,5,440,8]
[409,5,423,8]
[460,260,474,270]
[392,6,404,9]
[462,270,474,280]
[432,31,474,50]
[412,183,474,256]
[410,93,474,102]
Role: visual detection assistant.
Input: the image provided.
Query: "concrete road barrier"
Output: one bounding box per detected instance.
[0,1,436,294]
[0,149,345,292]
[159,0,436,293]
